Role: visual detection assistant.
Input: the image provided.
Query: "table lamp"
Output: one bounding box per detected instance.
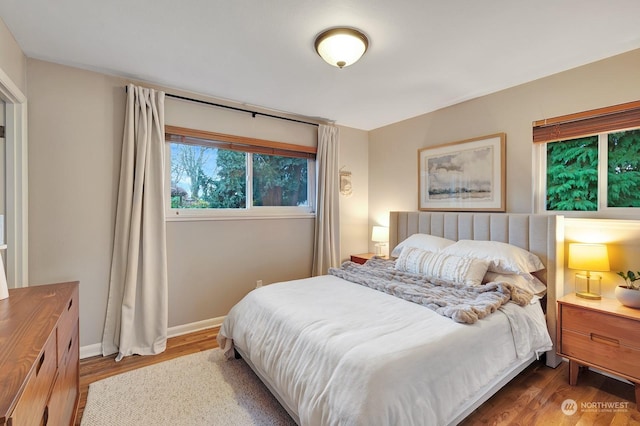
[371,226,389,257]
[568,243,609,300]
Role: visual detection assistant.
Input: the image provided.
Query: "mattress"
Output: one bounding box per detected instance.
[218,274,552,425]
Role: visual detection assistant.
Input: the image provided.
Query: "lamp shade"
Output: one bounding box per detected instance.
[568,243,610,272]
[314,28,369,68]
[371,226,388,243]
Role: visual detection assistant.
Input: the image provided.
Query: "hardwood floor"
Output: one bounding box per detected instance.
[77,328,639,425]
[461,358,639,425]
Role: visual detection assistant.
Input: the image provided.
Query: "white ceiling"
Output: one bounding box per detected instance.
[1,0,639,130]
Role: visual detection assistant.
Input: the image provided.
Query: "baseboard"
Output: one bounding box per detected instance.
[166,316,225,338]
[79,316,226,359]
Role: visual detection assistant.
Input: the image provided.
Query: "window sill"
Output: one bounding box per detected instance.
[535,210,640,220]
[165,210,315,222]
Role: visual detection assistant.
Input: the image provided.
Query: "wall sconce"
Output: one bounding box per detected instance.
[314,27,369,68]
[568,243,610,300]
[339,169,352,197]
[371,226,389,256]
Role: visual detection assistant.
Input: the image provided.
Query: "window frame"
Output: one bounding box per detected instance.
[535,130,640,219]
[534,101,640,218]
[164,126,317,221]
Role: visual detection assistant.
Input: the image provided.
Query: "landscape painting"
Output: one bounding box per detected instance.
[418,133,505,211]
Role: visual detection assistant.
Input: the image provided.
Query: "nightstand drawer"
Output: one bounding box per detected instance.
[562,328,640,379]
[561,304,640,349]
[557,294,640,411]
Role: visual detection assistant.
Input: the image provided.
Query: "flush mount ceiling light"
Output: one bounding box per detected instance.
[314,27,369,69]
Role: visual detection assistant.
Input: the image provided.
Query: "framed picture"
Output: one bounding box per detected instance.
[418,133,506,211]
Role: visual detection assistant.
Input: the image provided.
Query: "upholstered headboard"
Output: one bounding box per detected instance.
[389,211,565,367]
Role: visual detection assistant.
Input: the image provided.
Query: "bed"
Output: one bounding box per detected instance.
[218,212,565,425]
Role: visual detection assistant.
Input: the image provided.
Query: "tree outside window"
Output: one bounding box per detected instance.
[170,142,309,210]
[545,129,640,212]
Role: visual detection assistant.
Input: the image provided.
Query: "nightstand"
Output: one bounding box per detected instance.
[350,253,388,265]
[557,294,640,408]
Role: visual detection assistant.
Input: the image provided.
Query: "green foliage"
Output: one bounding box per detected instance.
[172,144,212,201]
[546,129,640,211]
[252,154,307,206]
[170,142,308,209]
[617,270,640,290]
[202,150,247,208]
[546,136,598,211]
[171,196,182,208]
[607,129,640,207]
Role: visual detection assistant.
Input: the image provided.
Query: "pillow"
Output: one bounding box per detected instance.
[483,272,547,295]
[390,234,455,257]
[440,240,544,274]
[395,246,490,286]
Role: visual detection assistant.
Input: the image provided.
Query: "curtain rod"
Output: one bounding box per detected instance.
[125,86,319,127]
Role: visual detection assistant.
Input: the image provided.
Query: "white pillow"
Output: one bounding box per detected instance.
[391,234,455,257]
[483,272,546,295]
[441,240,544,274]
[395,246,490,286]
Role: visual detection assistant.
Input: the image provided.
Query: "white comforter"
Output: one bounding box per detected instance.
[218,275,552,426]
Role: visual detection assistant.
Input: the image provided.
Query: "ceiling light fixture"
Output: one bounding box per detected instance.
[314,27,369,69]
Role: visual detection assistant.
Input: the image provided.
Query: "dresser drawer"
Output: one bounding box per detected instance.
[57,287,79,365]
[560,304,640,349]
[48,322,79,426]
[9,332,58,425]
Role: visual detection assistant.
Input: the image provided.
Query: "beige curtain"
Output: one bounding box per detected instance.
[312,124,340,276]
[102,84,168,361]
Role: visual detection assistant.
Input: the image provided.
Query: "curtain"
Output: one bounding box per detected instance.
[102,84,168,361]
[312,125,340,276]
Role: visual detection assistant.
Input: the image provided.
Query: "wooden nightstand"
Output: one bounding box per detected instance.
[557,294,640,408]
[350,253,388,264]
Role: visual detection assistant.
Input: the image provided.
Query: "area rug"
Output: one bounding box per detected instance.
[81,349,297,425]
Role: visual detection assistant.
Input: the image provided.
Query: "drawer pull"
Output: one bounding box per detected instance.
[68,336,73,350]
[36,351,45,375]
[590,333,619,347]
[68,298,73,310]
[43,405,49,425]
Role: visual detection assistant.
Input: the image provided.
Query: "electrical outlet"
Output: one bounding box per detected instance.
[256,279,263,288]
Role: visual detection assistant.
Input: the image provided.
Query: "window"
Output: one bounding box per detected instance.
[166,126,316,218]
[534,101,640,216]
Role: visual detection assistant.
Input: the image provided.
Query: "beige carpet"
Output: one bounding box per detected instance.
[81,349,297,425]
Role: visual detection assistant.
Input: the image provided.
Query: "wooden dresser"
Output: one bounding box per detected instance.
[0,282,80,425]
[557,293,640,408]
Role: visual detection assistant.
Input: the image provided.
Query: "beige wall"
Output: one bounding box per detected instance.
[338,126,369,259]
[0,17,27,94]
[369,48,640,297]
[27,60,125,347]
[26,59,368,347]
[368,48,640,223]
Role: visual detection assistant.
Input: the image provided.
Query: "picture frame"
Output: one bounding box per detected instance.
[418,133,506,212]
